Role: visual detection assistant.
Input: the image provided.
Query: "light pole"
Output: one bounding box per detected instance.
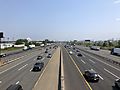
[0,32,4,62]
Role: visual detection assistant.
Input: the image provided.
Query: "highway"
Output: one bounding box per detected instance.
[64,45,120,90]
[0,44,120,90]
[0,46,55,90]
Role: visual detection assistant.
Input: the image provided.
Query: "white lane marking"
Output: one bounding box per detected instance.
[90,69,104,80]
[0,81,2,83]
[104,68,120,79]
[82,52,120,72]
[33,58,36,61]
[0,58,31,75]
[18,64,28,71]
[82,54,85,57]
[81,59,86,64]
[16,81,19,84]
[41,57,45,61]
[98,74,104,80]
[89,59,95,64]
[30,68,33,72]
[8,56,24,63]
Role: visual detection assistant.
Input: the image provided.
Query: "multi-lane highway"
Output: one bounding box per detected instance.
[63,45,120,90]
[0,46,56,90]
[0,44,120,90]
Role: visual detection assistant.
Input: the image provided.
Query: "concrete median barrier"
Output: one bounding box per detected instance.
[33,47,60,90]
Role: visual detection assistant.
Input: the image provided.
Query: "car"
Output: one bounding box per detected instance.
[6,84,23,90]
[47,54,52,58]
[76,50,80,52]
[73,47,76,50]
[69,51,73,55]
[77,53,82,57]
[32,62,44,71]
[84,69,99,82]
[37,55,43,60]
[45,50,48,53]
[115,79,120,89]
[0,53,6,57]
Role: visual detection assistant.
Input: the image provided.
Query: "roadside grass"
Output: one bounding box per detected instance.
[1,47,23,53]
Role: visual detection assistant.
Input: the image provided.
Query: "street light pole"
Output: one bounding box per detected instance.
[0,32,4,63]
[0,38,1,62]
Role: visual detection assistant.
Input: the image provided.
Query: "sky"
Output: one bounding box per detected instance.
[0,0,120,41]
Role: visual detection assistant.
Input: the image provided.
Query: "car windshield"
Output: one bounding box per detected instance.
[35,63,41,65]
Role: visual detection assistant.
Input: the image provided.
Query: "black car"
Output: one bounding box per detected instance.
[45,50,48,53]
[77,53,82,57]
[37,55,43,60]
[76,50,80,52]
[47,54,52,58]
[73,48,76,50]
[6,84,23,90]
[32,62,44,71]
[84,70,99,82]
[115,79,120,89]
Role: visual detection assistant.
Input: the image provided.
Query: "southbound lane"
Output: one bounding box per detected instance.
[61,46,91,90]
[66,46,119,90]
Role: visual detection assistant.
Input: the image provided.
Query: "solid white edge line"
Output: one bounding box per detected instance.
[104,68,120,79]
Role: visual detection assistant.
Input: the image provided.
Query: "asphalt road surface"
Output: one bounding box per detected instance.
[64,45,120,90]
[0,46,55,90]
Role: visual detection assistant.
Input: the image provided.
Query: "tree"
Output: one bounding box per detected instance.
[117,40,120,48]
[102,41,109,47]
[15,39,28,45]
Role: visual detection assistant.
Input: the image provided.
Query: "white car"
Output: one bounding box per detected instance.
[0,53,6,57]
[69,51,73,55]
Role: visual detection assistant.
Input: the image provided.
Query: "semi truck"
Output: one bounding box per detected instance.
[111,48,120,55]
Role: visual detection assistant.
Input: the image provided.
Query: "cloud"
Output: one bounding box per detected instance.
[114,0,120,4]
[116,18,120,21]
